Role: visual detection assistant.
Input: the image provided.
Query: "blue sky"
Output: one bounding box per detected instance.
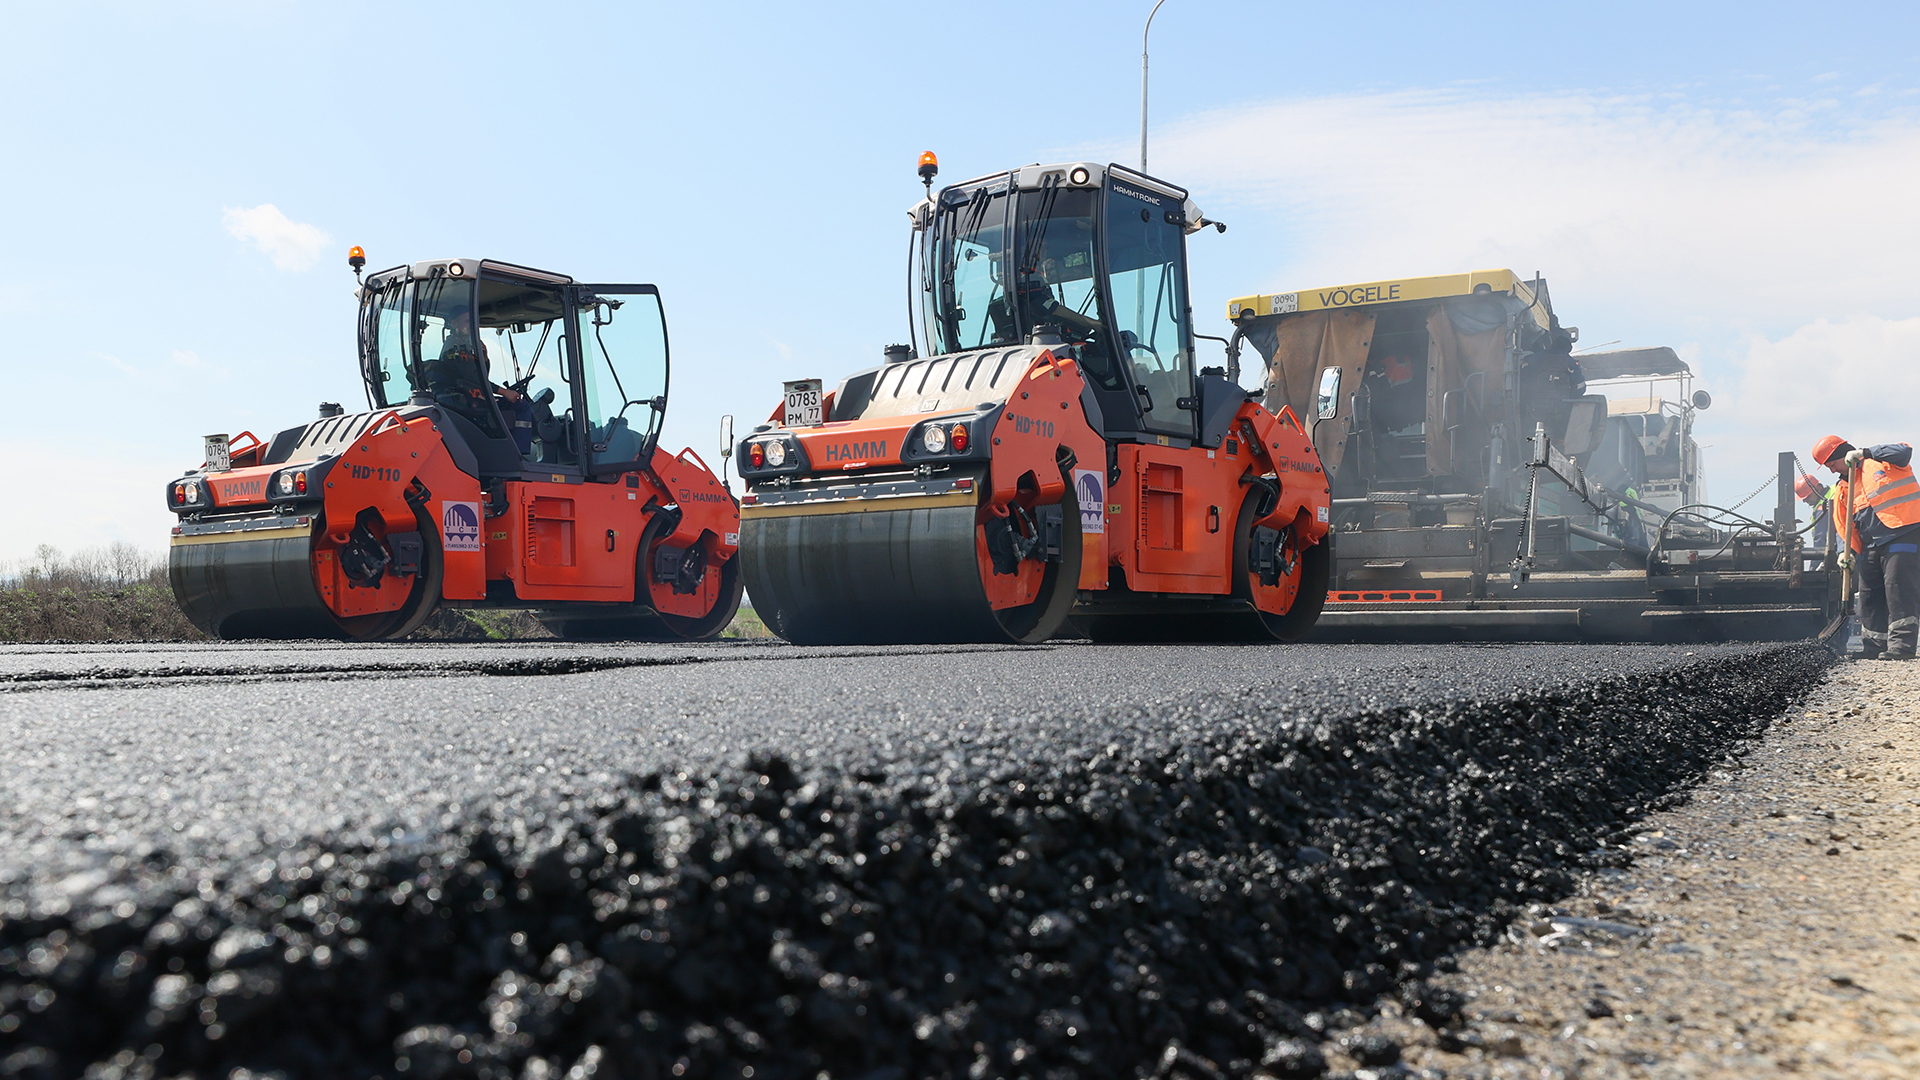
[5,1,1919,561]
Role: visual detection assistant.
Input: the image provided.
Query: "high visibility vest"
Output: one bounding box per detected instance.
[1834,478,1855,553]
[1862,459,1920,530]
[1837,459,1920,552]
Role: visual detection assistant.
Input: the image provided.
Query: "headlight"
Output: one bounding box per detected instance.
[764,439,787,467]
[271,469,312,498]
[922,423,948,453]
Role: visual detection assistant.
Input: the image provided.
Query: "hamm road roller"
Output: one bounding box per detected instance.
[167,254,742,641]
[738,156,1331,644]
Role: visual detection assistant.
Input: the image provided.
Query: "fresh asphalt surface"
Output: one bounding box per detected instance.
[0,639,1765,881]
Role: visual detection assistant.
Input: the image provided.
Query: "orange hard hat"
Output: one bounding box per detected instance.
[1795,474,1821,501]
[1813,435,1848,466]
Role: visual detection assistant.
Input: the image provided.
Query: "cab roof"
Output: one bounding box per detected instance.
[1226,269,1550,329]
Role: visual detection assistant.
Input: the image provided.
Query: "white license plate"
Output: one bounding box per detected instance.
[783,379,823,427]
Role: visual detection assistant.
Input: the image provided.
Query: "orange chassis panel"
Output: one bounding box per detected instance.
[777,350,1330,611]
[208,412,738,622]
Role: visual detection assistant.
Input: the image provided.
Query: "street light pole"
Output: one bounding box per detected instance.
[1141,0,1167,171]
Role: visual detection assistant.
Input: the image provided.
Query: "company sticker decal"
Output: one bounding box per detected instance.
[725,531,740,547]
[442,501,482,552]
[1074,469,1105,535]
[1316,505,1330,523]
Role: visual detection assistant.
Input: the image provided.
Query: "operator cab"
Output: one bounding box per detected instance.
[358,259,671,479]
[912,163,1225,445]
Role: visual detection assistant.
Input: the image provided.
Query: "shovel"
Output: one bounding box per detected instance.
[1817,462,1859,649]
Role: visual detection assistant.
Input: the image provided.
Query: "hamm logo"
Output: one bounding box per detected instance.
[823,439,887,463]
[219,478,263,500]
[441,501,481,552]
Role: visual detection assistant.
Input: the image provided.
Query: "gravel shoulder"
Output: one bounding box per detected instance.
[1332,658,1920,1079]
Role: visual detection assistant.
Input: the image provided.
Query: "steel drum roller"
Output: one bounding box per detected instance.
[743,492,1079,645]
[170,526,341,640]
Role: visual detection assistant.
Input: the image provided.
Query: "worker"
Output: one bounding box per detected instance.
[1796,473,1834,558]
[1815,435,1920,660]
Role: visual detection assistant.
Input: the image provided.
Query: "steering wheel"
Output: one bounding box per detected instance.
[1121,330,1167,372]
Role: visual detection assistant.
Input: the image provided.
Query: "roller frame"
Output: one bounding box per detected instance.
[741,349,1333,644]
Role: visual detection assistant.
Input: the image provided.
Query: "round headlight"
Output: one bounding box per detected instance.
[763,439,787,467]
[922,423,948,453]
[448,262,465,277]
[1069,166,1091,186]
[277,473,295,495]
[184,480,201,503]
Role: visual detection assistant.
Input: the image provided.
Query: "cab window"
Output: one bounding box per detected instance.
[1106,182,1193,435]
[575,288,669,472]
[478,277,574,464]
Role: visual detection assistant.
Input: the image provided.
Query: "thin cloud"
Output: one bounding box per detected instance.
[169,349,228,377]
[1149,88,1920,326]
[222,203,330,271]
[1721,316,1920,477]
[1131,88,1920,504]
[94,351,137,377]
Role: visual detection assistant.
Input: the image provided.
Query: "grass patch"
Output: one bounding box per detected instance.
[0,543,203,642]
[1,543,778,644]
[722,606,774,639]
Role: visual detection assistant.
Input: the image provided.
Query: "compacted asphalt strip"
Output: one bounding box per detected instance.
[0,639,1831,1079]
[0,642,1762,874]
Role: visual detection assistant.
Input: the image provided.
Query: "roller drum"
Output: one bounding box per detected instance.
[744,503,1010,644]
[170,528,339,640]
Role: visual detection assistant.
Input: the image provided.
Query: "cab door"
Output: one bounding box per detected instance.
[516,285,670,595]
[1104,177,1197,442]
[572,284,670,474]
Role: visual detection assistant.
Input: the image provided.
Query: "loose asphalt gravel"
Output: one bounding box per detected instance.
[0,640,1831,1079]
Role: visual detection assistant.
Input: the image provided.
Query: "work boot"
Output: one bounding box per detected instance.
[1888,650,1917,661]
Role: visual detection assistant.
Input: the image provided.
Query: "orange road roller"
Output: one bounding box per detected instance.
[167,254,741,641]
[737,157,1331,644]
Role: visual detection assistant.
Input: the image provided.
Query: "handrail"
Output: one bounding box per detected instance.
[675,446,714,474]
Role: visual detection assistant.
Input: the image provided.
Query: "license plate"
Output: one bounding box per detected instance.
[783,379,823,427]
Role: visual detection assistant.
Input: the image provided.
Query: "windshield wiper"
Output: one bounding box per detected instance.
[1018,177,1062,278]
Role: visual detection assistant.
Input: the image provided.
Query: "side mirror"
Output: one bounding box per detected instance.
[719,415,735,459]
[1315,367,1341,420]
[1691,390,1712,411]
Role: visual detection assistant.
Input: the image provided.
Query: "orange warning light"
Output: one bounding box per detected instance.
[917,151,939,183]
[348,245,366,272]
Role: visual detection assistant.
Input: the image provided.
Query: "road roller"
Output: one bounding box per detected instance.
[166,253,742,641]
[737,156,1331,644]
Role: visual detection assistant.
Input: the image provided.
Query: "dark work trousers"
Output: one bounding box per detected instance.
[1859,543,1920,658]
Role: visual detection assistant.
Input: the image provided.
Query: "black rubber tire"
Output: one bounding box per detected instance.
[367,503,445,641]
[1228,495,1330,642]
[1070,493,1330,643]
[538,514,746,643]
